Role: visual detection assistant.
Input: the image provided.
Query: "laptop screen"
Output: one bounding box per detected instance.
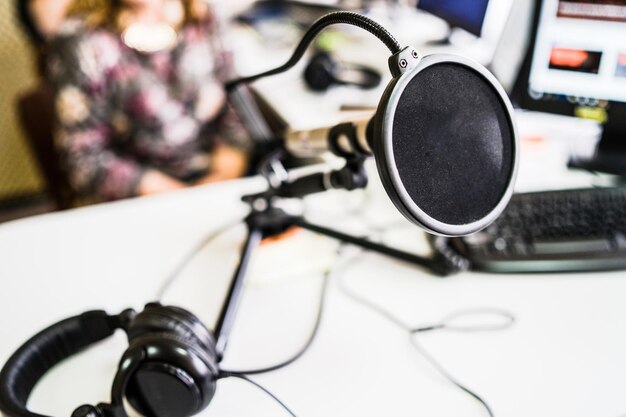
[528,0,626,105]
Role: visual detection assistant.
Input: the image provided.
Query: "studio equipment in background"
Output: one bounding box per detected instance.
[515,0,626,176]
[441,0,626,274]
[303,51,381,91]
[0,10,518,417]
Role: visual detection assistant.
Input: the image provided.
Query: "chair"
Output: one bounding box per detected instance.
[16,82,75,210]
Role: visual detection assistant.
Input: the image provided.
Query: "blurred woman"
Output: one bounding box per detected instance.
[48,0,250,201]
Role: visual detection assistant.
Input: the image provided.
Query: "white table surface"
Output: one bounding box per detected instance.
[2,108,626,417]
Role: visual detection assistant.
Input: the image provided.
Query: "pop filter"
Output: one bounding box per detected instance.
[227,12,518,237]
[369,51,517,236]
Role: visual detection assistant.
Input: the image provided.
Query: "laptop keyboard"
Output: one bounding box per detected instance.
[450,186,626,272]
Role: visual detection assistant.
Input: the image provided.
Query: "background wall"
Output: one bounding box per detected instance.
[0,2,43,203]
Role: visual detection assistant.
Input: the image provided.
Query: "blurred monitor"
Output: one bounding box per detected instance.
[516,0,626,174]
[417,0,488,36]
[415,0,514,65]
[416,0,513,39]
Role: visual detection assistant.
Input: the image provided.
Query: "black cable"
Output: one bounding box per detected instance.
[220,251,335,375]
[225,11,401,91]
[336,249,514,417]
[155,218,244,300]
[412,308,516,334]
[218,372,297,417]
[409,337,495,417]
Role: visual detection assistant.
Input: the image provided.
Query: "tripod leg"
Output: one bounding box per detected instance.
[214,226,264,359]
[293,218,450,276]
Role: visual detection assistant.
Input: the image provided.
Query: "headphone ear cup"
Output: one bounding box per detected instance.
[120,304,219,417]
[304,52,337,91]
[124,332,218,417]
[127,303,216,356]
[128,331,218,374]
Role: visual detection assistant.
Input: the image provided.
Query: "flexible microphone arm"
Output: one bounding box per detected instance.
[225,11,402,91]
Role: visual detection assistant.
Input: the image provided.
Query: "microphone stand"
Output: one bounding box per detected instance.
[213,122,452,360]
[214,11,460,361]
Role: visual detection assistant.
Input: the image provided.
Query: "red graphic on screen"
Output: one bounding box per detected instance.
[549,47,602,74]
[617,53,626,77]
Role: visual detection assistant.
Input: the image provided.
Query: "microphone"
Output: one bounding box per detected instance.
[228,12,519,237]
[285,117,373,158]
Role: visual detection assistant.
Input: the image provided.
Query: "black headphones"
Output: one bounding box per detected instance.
[303,51,382,91]
[0,302,219,417]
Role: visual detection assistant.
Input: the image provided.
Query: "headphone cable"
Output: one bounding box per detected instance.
[218,372,297,417]
[155,218,245,300]
[219,246,337,375]
[216,256,339,417]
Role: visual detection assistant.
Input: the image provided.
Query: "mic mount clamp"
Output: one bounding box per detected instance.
[245,121,371,202]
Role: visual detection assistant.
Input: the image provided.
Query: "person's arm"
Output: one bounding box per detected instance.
[137,169,186,195]
[194,143,248,185]
[27,0,74,39]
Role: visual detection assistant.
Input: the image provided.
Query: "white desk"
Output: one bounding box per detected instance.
[2,112,626,417]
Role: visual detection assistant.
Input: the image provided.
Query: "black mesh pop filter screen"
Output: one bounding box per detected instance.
[393,63,513,225]
[374,54,517,236]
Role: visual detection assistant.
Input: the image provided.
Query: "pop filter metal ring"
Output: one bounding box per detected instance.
[372,53,519,236]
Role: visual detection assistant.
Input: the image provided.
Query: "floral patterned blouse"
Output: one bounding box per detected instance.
[48,18,250,201]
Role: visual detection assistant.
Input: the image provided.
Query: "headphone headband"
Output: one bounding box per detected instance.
[0,304,219,417]
[0,310,131,417]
